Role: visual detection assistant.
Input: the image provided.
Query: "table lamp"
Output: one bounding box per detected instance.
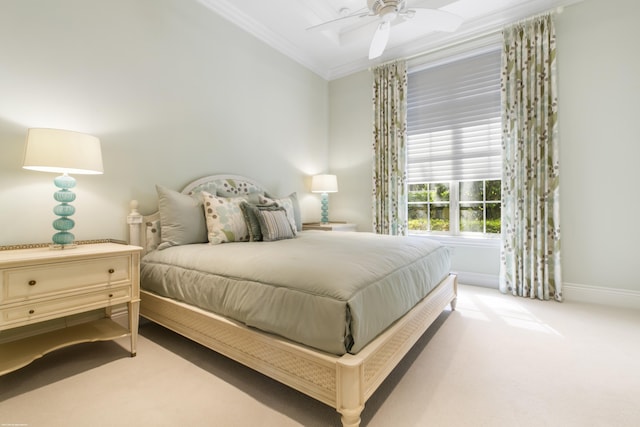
[311,174,338,224]
[22,128,103,248]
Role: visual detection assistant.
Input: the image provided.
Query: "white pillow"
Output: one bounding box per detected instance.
[201,191,250,244]
[145,219,161,252]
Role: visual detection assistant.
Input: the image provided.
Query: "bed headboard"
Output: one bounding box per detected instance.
[127,174,269,254]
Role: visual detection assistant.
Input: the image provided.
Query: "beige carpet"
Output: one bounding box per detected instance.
[1,284,639,427]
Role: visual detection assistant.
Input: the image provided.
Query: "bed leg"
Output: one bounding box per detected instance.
[337,359,364,427]
[450,274,458,311]
[339,407,363,427]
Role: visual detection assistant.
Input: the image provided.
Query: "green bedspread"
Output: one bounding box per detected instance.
[140,231,450,355]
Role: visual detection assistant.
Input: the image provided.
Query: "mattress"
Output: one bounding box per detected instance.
[140,231,450,355]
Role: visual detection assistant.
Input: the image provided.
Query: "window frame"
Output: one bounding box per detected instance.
[408,179,502,239]
[406,40,503,241]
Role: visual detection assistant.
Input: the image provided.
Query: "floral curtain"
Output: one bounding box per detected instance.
[372,60,408,235]
[500,14,562,301]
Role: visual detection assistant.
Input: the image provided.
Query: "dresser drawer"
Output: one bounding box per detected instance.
[1,286,131,327]
[1,255,131,303]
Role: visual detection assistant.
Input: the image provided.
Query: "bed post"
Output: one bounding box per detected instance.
[336,358,365,427]
[127,200,143,247]
[450,274,458,310]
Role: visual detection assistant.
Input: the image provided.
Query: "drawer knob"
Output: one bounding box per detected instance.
[29,309,35,314]
[108,268,115,274]
[28,280,37,286]
[109,293,114,298]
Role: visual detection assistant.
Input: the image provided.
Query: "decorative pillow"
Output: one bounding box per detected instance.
[202,191,250,244]
[239,202,281,242]
[189,177,264,198]
[223,192,263,205]
[156,185,208,250]
[259,192,301,233]
[217,179,265,199]
[145,219,161,252]
[256,207,296,242]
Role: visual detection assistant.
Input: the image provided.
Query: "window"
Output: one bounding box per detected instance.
[407,47,502,237]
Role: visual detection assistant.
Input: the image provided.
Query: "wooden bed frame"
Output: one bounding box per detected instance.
[127,174,457,427]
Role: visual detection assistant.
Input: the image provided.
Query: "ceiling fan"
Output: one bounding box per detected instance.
[307,0,463,60]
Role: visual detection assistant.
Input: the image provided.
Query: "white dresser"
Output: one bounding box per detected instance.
[0,242,142,375]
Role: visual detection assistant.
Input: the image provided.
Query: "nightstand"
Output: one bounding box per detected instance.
[302,222,357,232]
[0,242,142,375]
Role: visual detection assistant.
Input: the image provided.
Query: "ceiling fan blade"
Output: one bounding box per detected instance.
[369,21,391,60]
[406,8,463,32]
[306,8,371,32]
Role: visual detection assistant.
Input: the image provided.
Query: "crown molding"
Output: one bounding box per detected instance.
[196,0,331,79]
[196,0,583,81]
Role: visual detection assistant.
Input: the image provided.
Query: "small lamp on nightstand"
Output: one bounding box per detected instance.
[311,174,338,224]
[22,128,103,249]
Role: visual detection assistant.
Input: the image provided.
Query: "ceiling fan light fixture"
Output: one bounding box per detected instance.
[380,9,398,22]
[311,0,464,60]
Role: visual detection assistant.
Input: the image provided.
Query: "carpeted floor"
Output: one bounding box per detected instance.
[1,284,639,427]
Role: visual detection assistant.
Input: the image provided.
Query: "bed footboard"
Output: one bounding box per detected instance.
[139,274,457,427]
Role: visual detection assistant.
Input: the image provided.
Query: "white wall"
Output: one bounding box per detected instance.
[0,0,329,246]
[328,70,374,231]
[555,0,640,302]
[329,0,640,303]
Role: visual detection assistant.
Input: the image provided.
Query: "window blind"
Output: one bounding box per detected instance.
[407,48,502,183]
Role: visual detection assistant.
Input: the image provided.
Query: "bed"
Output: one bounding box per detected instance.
[127,174,457,427]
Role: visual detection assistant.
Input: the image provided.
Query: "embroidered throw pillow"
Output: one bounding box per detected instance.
[145,219,161,252]
[201,191,250,244]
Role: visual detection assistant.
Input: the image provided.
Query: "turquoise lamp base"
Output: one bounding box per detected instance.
[320,192,329,224]
[51,173,77,249]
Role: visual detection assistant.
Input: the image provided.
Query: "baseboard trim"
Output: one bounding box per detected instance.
[562,282,640,310]
[452,272,640,310]
[453,271,499,289]
[108,304,130,328]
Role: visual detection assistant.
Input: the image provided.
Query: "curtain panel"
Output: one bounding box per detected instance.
[372,60,408,235]
[500,14,562,301]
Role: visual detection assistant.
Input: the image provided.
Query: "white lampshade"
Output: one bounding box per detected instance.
[23,128,103,175]
[311,174,338,193]
[22,128,103,248]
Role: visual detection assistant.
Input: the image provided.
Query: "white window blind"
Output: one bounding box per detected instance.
[407,48,502,183]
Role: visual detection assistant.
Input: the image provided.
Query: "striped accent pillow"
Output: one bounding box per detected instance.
[256,208,296,242]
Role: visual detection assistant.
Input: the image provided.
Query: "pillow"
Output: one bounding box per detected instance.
[223,192,263,205]
[256,207,296,242]
[259,192,301,233]
[145,220,161,252]
[202,191,250,244]
[215,178,265,198]
[239,202,280,242]
[156,185,208,250]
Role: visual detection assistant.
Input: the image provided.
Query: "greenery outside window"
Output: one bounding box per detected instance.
[408,182,450,232]
[408,180,501,236]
